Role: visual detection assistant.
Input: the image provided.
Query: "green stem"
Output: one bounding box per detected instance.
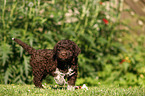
[2,0,7,42]
[10,0,17,18]
[24,21,28,36]
[2,0,6,30]
[61,0,67,29]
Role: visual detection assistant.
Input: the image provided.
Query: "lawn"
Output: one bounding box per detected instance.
[0,84,144,96]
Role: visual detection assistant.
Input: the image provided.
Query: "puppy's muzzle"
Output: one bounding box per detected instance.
[61,51,67,57]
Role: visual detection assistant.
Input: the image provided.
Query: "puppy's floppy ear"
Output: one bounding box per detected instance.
[53,43,58,60]
[73,43,81,57]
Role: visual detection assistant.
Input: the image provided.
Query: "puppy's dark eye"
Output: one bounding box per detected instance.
[68,51,72,55]
[57,49,60,51]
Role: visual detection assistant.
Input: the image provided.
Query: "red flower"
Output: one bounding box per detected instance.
[100,2,103,5]
[120,59,126,64]
[102,18,109,24]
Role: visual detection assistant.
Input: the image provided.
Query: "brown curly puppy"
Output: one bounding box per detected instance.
[12,38,81,90]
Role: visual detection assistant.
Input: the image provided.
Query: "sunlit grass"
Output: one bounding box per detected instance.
[0,84,144,96]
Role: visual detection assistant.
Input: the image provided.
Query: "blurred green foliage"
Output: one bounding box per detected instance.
[0,0,145,87]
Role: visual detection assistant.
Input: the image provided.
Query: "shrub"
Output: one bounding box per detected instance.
[0,0,144,87]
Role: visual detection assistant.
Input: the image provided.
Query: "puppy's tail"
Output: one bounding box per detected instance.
[12,38,36,55]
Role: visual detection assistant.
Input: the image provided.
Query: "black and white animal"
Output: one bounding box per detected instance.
[12,38,81,90]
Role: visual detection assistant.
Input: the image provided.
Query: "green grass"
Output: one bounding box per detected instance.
[0,84,144,96]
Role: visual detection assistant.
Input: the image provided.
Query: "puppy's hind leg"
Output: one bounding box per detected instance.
[33,70,46,88]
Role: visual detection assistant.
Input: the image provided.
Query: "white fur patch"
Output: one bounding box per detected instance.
[54,68,67,86]
[67,85,75,91]
[54,68,74,86]
[66,68,75,76]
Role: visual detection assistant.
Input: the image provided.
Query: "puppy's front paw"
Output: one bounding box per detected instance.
[67,85,75,91]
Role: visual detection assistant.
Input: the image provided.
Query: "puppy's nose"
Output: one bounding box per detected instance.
[61,51,67,56]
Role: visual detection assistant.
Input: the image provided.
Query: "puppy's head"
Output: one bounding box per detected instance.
[53,40,81,61]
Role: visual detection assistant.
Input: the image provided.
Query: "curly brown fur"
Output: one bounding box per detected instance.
[12,38,81,89]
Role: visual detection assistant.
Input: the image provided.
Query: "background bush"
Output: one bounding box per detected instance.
[0,0,144,87]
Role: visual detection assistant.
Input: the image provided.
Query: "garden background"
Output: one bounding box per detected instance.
[0,0,145,88]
